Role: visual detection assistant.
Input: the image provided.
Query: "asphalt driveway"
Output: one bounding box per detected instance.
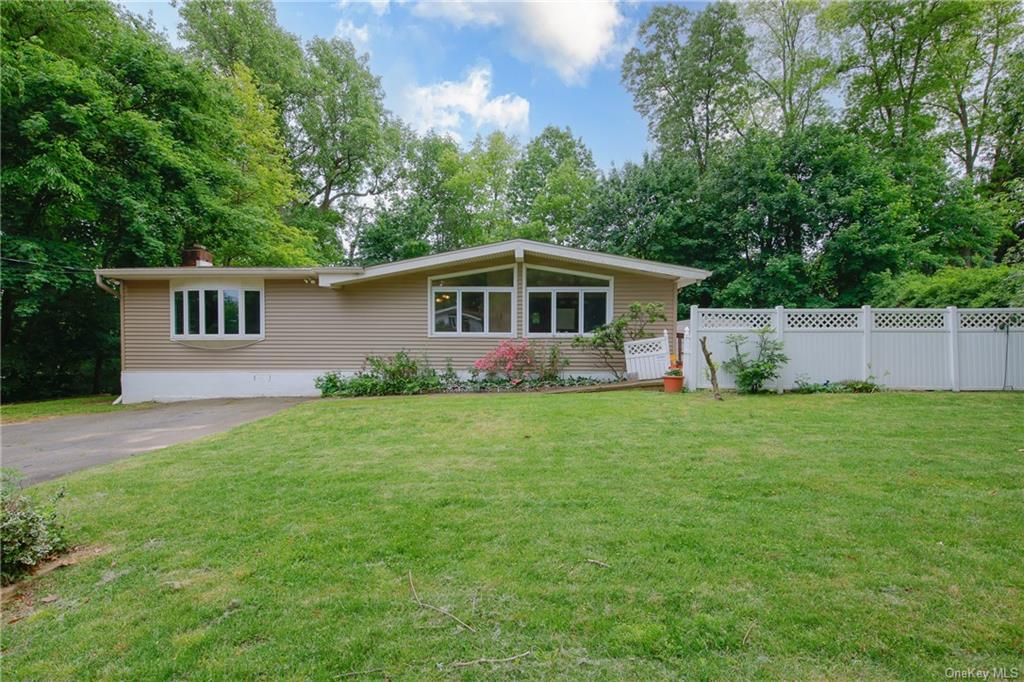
[2,398,306,485]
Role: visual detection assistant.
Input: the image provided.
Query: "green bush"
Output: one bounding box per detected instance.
[315,352,445,397]
[1,470,68,585]
[871,266,1024,308]
[791,376,883,394]
[721,327,789,394]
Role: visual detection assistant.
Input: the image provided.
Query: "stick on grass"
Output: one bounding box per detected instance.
[408,571,477,633]
[449,650,532,669]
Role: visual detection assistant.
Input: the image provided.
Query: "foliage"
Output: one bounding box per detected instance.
[1,470,68,585]
[664,368,682,377]
[872,266,1024,308]
[572,301,668,379]
[539,344,570,382]
[315,352,444,397]
[721,327,789,393]
[623,2,752,174]
[791,376,883,394]
[472,340,538,382]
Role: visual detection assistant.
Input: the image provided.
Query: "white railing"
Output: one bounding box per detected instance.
[683,306,1024,392]
[624,330,671,380]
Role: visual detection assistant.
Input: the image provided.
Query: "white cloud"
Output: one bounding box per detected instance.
[411,1,624,84]
[336,0,390,13]
[334,19,371,49]
[404,64,529,141]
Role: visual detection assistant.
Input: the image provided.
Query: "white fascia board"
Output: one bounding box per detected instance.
[98,267,361,281]
[318,239,712,287]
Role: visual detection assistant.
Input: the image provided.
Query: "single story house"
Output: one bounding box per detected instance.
[96,240,711,403]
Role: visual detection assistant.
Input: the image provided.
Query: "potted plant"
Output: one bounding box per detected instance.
[663,367,683,393]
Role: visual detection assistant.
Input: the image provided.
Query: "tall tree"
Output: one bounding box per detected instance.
[622,2,751,172]
[825,0,973,147]
[177,0,303,126]
[744,0,836,133]
[0,0,315,400]
[511,126,597,242]
[930,0,1023,180]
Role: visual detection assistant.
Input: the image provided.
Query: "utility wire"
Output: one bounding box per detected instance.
[1,256,96,272]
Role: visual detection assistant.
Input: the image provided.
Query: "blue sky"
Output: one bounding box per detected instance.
[122,0,707,170]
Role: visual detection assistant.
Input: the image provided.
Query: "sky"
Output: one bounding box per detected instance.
[121,0,708,170]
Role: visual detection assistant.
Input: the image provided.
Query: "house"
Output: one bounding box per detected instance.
[95,240,711,402]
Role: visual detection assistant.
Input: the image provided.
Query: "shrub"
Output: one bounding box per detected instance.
[1,470,68,585]
[721,327,789,394]
[538,344,569,382]
[315,352,443,397]
[473,340,537,381]
[791,375,883,394]
[572,301,667,379]
[871,265,1024,308]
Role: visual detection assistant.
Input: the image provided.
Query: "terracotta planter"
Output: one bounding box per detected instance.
[663,375,683,393]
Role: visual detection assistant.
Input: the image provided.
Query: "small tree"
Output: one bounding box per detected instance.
[721,327,788,393]
[572,301,667,379]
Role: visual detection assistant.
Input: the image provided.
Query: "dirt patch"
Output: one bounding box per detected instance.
[1,544,113,623]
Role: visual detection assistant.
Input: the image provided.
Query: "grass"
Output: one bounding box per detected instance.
[0,395,153,424]
[2,391,1022,680]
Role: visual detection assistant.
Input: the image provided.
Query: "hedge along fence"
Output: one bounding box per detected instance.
[683,307,1024,392]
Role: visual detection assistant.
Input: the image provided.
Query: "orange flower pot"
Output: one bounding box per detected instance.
[663,374,683,393]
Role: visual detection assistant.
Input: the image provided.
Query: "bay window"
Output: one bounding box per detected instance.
[430,267,515,336]
[526,266,612,336]
[171,284,263,339]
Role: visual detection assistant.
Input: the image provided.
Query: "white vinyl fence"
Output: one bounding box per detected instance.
[624,330,672,380]
[683,306,1024,392]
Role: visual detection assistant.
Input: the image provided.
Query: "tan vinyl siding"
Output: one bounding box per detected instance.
[121,256,677,373]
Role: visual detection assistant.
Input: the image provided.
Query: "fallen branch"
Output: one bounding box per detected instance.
[449,650,532,669]
[699,336,722,400]
[585,559,610,568]
[339,668,386,678]
[408,571,477,633]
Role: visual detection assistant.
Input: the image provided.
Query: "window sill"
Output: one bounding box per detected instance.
[428,332,516,339]
[171,336,265,350]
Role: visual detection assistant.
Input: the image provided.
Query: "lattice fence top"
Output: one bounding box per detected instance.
[624,336,668,357]
[873,310,945,330]
[699,311,773,330]
[786,310,860,330]
[960,310,1024,330]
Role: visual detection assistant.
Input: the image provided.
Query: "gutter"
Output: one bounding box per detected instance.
[95,272,119,296]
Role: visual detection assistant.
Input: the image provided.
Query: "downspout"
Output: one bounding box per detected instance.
[94,273,122,404]
[95,272,118,297]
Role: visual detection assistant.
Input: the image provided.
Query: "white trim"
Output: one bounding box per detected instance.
[427,265,516,338]
[170,281,265,342]
[318,239,711,287]
[523,264,614,338]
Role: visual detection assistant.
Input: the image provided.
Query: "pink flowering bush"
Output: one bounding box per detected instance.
[473,340,537,381]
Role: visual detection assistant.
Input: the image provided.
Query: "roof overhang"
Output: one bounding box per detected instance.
[95,266,361,281]
[94,240,712,290]
[317,240,711,289]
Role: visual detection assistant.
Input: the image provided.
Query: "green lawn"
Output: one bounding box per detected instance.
[0,395,152,424]
[3,392,1022,679]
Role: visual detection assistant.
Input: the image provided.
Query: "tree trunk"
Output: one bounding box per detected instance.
[699,336,722,400]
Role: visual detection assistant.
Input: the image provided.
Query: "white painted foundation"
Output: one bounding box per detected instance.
[120,369,621,403]
[120,370,341,403]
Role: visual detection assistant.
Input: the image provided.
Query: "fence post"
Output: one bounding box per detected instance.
[688,305,700,391]
[948,306,960,392]
[862,305,872,381]
[775,305,785,394]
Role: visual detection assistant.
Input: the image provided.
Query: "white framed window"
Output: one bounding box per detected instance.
[525,265,612,337]
[428,266,515,337]
[170,281,264,340]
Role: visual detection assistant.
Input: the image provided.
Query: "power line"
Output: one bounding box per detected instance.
[1,256,96,272]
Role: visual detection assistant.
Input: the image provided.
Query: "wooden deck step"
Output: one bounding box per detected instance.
[543,379,664,394]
